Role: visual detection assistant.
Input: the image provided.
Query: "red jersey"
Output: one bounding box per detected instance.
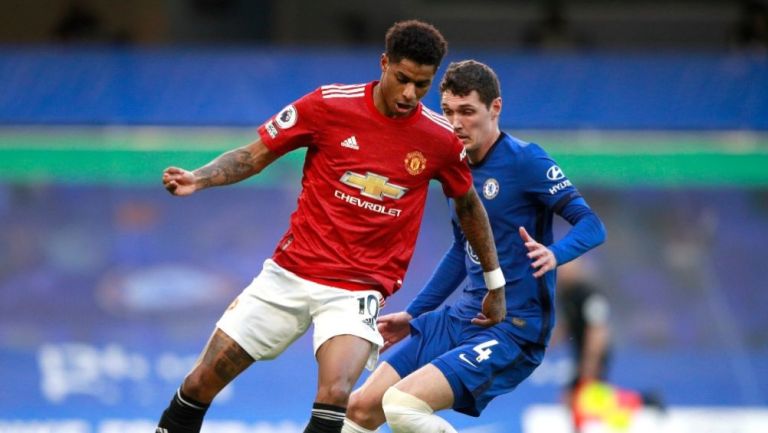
[257,81,472,297]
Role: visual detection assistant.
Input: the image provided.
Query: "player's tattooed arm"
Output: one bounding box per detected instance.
[455,187,506,326]
[163,138,278,196]
[454,187,499,272]
[193,138,278,190]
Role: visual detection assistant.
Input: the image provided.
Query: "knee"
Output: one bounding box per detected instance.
[347,389,384,428]
[316,382,353,407]
[346,391,368,422]
[381,387,432,432]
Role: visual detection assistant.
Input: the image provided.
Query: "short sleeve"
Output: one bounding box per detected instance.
[436,137,473,198]
[257,90,319,156]
[521,144,581,211]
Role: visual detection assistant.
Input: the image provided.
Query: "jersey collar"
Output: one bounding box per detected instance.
[470,131,506,168]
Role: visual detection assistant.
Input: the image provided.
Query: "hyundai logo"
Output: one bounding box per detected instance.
[546,165,565,180]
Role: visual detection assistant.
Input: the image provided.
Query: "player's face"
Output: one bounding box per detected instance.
[441,90,501,161]
[376,54,436,118]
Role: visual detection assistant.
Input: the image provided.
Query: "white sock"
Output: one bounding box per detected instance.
[381,387,457,433]
[342,418,379,433]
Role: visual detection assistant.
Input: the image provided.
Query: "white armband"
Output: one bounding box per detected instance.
[483,268,505,290]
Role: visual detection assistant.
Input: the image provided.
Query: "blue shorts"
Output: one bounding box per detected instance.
[385,306,545,416]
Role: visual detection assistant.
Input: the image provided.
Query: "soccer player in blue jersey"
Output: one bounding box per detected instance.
[341,60,606,433]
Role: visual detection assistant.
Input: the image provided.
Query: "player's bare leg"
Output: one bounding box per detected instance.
[343,362,402,432]
[382,364,457,433]
[183,328,255,400]
[307,335,373,433]
[156,328,254,433]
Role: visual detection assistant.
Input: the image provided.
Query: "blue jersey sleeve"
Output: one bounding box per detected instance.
[521,143,582,210]
[549,197,607,265]
[405,220,468,318]
[519,144,606,265]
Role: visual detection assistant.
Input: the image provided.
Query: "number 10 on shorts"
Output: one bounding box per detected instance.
[357,294,380,330]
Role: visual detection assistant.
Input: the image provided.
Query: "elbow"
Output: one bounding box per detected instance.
[582,211,607,247]
[595,218,607,246]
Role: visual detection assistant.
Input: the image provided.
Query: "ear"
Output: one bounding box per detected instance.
[380,53,388,73]
[490,97,502,120]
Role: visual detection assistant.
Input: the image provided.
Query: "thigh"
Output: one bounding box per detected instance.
[311,288,384,371]
[352,361,403,405]
[216,259,312,361]
[394,363,455,412]
[385,308,459,380]
[432,327,544,416]
[315,334,374,403]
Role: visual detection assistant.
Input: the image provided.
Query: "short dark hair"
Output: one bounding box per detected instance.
[439,60,500,107]
[385,20,447,67]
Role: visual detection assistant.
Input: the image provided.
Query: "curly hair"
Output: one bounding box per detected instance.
[439,60,501,108]
[385,20,448,67]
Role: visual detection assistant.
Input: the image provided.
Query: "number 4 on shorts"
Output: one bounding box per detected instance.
[472,339,499,362]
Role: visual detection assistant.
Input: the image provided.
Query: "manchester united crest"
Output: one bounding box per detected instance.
[404,151,427,175]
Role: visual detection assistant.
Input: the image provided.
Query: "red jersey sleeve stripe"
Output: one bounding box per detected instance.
[421,107,454,132]
[323,92,365,99]
[321,84,366,98]
[322,87,365,95]
[321,83,366,90]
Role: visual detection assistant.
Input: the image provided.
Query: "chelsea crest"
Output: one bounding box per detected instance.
[482,178,499,199]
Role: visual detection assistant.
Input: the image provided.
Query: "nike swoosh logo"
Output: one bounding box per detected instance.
[458,353,477,368]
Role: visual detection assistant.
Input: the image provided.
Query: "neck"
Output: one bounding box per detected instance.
[372,82,389,117]
[468,130,501,164]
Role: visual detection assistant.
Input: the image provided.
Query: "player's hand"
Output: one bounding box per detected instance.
[377,311,412,353]
[519,226,557,278]
[162,167,197,196]
[472,288,506,327]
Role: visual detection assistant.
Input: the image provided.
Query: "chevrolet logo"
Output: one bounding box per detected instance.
[340,171,408,201]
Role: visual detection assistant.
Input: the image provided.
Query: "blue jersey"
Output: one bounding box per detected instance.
[406,132,606,345]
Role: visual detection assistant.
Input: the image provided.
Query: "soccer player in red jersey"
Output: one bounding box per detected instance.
[156,20,506,433]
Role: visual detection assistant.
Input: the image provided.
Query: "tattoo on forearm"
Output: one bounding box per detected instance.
[194,147,259,189]
[456,191,499,271]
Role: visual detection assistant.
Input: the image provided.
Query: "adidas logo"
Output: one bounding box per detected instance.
[341,136,359,150]
[156,428,168,433]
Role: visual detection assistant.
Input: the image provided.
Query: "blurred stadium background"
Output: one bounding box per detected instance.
[1,0,767,432]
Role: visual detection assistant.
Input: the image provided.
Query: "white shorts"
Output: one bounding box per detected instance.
[216,259,384,370]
